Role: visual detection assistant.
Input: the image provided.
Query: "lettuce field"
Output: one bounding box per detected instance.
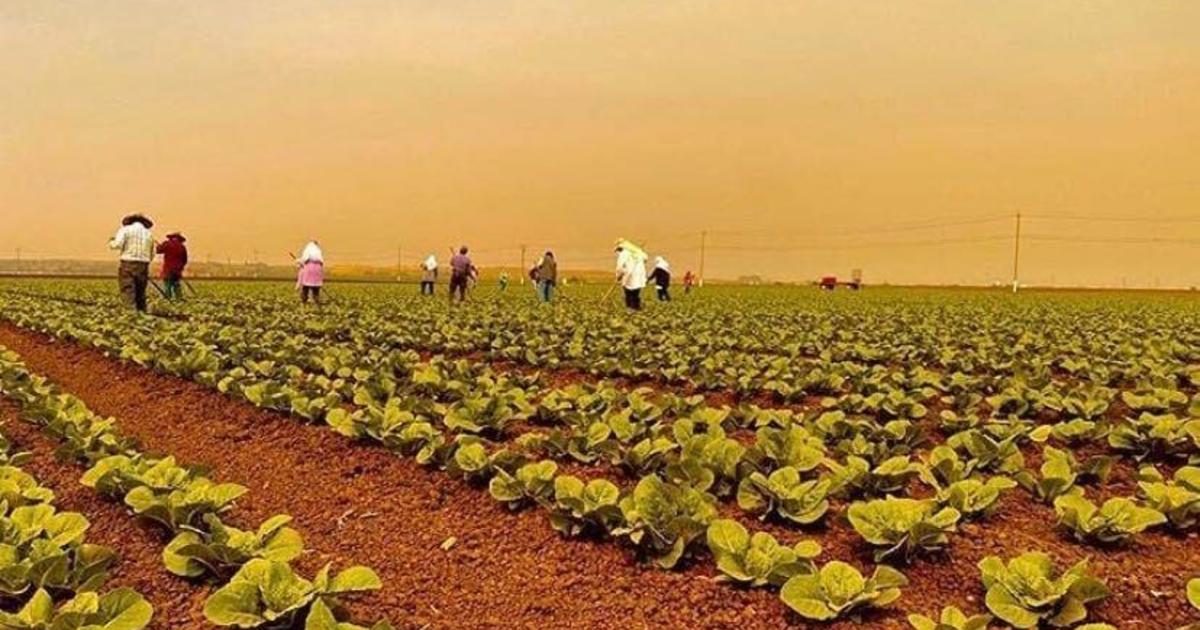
[0,278,1198,629]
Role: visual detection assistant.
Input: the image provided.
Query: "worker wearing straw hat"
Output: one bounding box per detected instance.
[108,213,155,312]
[614,238,648,310]
[156,232,188,301]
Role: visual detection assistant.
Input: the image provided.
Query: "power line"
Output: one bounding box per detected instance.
[1025,234,1200,245]
[708,235,1013,252]
[1024,213,1200,224]
[707,214,1010,239]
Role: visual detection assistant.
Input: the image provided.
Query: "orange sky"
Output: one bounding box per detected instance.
[3,1,1199,286]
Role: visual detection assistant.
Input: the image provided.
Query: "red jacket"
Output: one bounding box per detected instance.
[157,238,188,278]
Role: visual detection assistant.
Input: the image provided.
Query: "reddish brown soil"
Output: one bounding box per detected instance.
[1,323,1199,629]
[0,402,209,629]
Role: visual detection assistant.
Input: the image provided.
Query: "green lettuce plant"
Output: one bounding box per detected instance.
[81,455,247,531]
[0,587,153,630]
[779,561,907,621]
[667,420,745,496]
[613,476,717,569]
[736,467,830,525]
[617,437,677,476]
[705,519,820,587]
[978,552,1108,629]
[162,514,304,579]
[442,391,534,437]
[747,426,826,474]
[919,446,977,487]
[946,430,1025,475]
[1053,492,1166,545]
[907,606,991,630]
[0,505,115,598]
[488,460,557,509]
[1016,446,1079,503]
[548,475,623,537]
[847,497,960,562]
[203,559,386,629]
[825,455,922,499]
[0,466,56,509]
[936,477,1017,518]
[1108,413,1200,461]
[1137,465,1200,528]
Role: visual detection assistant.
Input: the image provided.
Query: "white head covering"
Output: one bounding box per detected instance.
[299,241,323,263]
[614,238,647,261]
[654,256,669,271]
[424,254,438,270]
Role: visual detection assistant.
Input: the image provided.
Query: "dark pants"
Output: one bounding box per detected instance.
[118,261,149,312]
[420,281,434,295]
[163,274,183,300]
[656,285,671,301]
[301,285,321,304]
[624,288,642,310]
[450,274,469,302]
[538,280,554,302]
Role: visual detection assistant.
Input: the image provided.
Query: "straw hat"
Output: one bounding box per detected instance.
[121,213,154,228]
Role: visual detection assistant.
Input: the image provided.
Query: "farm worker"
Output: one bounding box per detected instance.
[498,271,510,291]
[449,246,475,304]
[614,238,647,311]
[156,233,188,301]
[420,254,438,295]
[535,251,557,303]
[683,270,695,294]
[648,256,672,301]
[108,213,155,312]
[295,240,324,305]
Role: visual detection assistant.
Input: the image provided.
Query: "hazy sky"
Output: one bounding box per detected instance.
[3,1,1199,285]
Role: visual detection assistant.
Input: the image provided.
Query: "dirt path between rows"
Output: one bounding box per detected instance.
[0,402,209,629]
[2,323,1198,629]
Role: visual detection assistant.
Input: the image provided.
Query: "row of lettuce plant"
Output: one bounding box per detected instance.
[0,421,154,629]
[0,348,392,630]
[98,282,1200,401]
[4,290,1174,422]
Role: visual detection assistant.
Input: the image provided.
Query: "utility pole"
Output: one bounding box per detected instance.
[1011,212,1022,293]
[519,244,527,284]
[698,230,707,287]
[14,248,20,274]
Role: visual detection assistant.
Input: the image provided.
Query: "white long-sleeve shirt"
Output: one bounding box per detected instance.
[108,223,155,262]
[616,249,647,290]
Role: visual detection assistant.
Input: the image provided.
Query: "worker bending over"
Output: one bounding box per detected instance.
[614,239,647,310]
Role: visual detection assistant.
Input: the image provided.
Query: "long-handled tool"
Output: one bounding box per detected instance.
[289,251,335,305]
[183,278,198,297]
[602,281,619,304]
[147,278,168,299]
